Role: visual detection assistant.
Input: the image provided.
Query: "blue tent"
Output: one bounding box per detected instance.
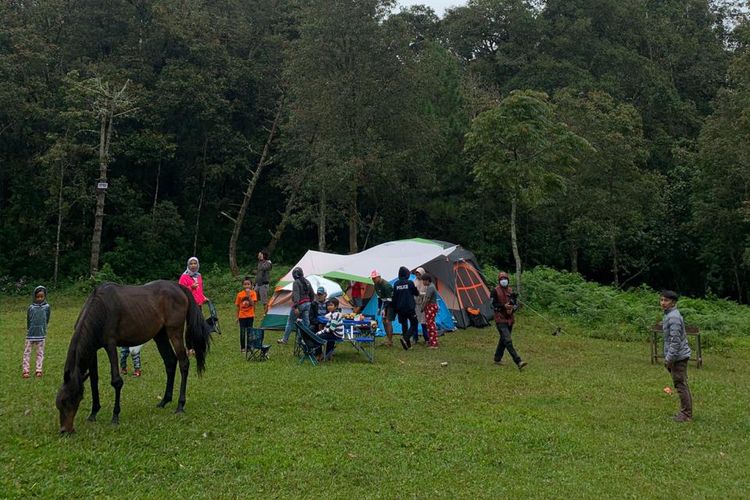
[362,274,455,336]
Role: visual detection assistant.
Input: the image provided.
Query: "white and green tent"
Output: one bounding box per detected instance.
[261,238,493,329]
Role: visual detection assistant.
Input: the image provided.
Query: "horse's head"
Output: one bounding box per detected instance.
[56,367,83,434]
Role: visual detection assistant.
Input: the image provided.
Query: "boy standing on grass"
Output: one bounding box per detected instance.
[22,286,50,378]
[660,290,693,422]
[371,270,395,347]
[236,276,257,352]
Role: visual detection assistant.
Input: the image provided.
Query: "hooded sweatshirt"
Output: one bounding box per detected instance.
[291,267,314,306]
[392,266,419,313]
[27,286,51,341]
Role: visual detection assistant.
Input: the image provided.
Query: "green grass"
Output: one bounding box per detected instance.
[1,295,749,498]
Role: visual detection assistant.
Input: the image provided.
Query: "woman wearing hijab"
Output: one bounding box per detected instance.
[179,256,208,307]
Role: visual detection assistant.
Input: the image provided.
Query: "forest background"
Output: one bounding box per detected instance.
[1,0,748,303]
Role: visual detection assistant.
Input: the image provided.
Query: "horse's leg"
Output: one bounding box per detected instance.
[169,327,190,414]
[153,329,177,408]
[87,354,101,422]
[105,342,124,425]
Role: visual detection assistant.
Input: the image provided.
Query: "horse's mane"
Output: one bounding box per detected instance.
[65,284,114,384]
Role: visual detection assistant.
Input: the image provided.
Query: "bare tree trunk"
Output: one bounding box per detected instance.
[362,210,378,250]
[730,251,744,303]
[317,189,326,251]
[611,234,620,287]
[510,196,522,296]
[89,103,114,276]
[193,137,208,256]
[267,188,298,256]
[54,157,65,287]
[569,240,578,274]
[152,158,161,214]
[229,100,283,276]
[348,191,358,254]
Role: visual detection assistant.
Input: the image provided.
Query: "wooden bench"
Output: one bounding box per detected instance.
[650,322,703,368]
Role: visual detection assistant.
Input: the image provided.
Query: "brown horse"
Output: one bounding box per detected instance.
[56,280,212,434]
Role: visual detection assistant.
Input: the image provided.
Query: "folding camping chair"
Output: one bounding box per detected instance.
[245,328,271,361]
[295,320,326,366]
[205,300,222,335]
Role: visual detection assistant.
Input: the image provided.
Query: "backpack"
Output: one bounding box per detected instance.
[466,307,489,328]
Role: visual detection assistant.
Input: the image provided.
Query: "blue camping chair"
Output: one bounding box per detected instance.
[245,328,271,361]
[295,320,326,366]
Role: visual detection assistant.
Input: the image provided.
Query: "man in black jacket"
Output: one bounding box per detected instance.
[392,266,419,350]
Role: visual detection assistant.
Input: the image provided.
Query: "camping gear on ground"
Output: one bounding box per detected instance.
[245,328,270,361]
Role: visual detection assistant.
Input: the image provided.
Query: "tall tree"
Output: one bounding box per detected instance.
[464,90,589,294]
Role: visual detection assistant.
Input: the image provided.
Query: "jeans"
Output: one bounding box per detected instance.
[239,317,254,349]
[494,323,521,365]
[119,345,142,370]
[282,302,311,342]
[667,358,693,418]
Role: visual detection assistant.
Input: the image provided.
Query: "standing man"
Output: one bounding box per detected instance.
[278,267,313,344]
[255,250,272,314]
[661,290,693,422]
[392,266,420,350]
[492,271,527,370]
[371,270,395,347]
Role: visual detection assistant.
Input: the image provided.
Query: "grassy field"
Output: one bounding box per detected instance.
[1,294,749,498]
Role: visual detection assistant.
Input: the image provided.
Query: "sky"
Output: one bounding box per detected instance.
[398,0,467,16]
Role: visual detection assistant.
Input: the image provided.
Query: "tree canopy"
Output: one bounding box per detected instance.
[0,0,748,302]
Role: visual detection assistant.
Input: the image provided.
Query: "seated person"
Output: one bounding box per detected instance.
[316,298,344,361]
[310,286,328,331]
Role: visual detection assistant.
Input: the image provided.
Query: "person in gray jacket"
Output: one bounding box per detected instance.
[22,285,51,378]
[660,290,693,422]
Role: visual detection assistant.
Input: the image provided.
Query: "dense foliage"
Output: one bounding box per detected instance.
[1,0,748,303]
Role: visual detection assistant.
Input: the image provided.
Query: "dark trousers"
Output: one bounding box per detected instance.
[397,310,418,340]
[667,358,693,418]
[239,317,254,349]
[412,323,429,343]
[315,331,338,359]
[494,323,521,365]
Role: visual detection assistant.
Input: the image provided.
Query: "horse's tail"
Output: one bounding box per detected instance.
[181,285,211,374]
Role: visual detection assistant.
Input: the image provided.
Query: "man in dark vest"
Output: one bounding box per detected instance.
[492,271,527,370]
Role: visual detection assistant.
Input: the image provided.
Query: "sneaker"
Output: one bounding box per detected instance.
[35,371,43,378]
[399,337,410,350]
[672,414,692,422]
[494,360,504,366]
[277,339,288,345]
[428,346,439,350]
[133,369,142,377]
[518,361,528,371]
[22,372,30,379]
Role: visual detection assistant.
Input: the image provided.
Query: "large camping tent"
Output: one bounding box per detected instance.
[261,238,493,329]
